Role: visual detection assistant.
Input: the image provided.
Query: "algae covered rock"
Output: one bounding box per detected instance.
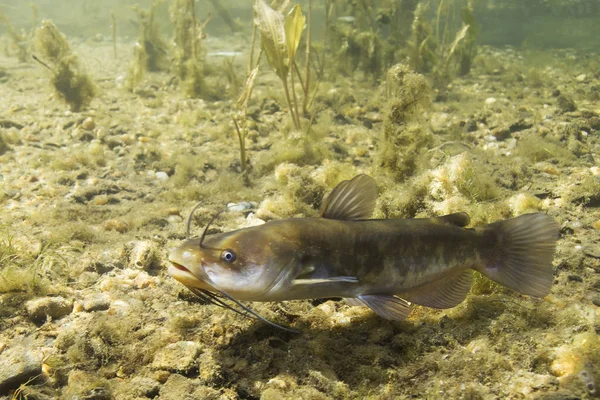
[25,296,73,321]
[0,346,42,393]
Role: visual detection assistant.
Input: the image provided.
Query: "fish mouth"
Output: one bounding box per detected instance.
[170,262,189,272]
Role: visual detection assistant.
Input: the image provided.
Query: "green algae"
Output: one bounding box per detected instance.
[33,20,97,112]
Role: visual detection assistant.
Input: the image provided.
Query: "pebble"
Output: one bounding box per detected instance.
[155,171,169,181]
[104,218,129,233]
[82,293,110,312]
[592,296,600,307]
[25,296,73,321]
[583,244,600,259]
[152,341,202,373]
[575,74,587,82]
[81,117,96,131]
[592,220,600,230]
[0,346,42,392]
[227,201,257,212]
[485,97,497,105]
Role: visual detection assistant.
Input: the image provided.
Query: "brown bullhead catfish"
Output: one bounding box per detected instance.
[168,174,559,331]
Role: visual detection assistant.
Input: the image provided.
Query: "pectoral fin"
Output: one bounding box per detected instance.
[292,276,359,285]
[355,295,411,321]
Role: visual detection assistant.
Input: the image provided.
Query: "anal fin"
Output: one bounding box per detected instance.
[356,295,411,321]
[401,270,473,309]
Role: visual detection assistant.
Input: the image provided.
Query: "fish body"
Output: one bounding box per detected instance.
[169,175,559,323]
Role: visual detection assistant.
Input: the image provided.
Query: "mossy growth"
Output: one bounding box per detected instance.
[127,1,169,90]
[0,225,72,304]
[0,11,30,62]
[378,63,432,181]
[33,20,97,112]
[406,2,437,74]
[170,0,207,98]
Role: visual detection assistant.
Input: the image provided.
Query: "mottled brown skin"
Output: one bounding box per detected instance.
[170,216,488,302]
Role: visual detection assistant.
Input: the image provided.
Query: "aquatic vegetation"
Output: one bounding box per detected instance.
[408,0,478,90]
[127,1,169,90]
[0,11,29,63]
[378,63,432,181]
[33,20,97,112]
[254,0,307,130]
[170,0,208,98]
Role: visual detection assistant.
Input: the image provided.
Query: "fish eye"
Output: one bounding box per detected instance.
[221,249,236,263]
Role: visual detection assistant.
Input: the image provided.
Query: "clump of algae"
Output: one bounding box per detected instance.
[170,0,207,98]
[127,1,169,89]
[33,20,97,112]
[378,63,432,181]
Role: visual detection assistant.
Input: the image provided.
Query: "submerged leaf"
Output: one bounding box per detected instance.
[284,4,305,67]
[254,0,288,79]
[446,24,469,66]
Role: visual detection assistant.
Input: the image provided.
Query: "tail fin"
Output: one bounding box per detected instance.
[478,213,559,298]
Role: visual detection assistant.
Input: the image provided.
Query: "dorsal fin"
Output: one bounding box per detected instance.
[318,174,377,220]
[431,212,471,227]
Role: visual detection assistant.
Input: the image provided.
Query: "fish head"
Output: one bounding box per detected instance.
[168,224,296,300]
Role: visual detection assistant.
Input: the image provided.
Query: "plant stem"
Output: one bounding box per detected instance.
[111,12,117,59]
[248,25,257,75]
[302,0,311,116]
[281,77,299,130]
[232,116,246,173]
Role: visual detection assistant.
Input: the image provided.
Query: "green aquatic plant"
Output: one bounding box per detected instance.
[0,11,29,62]
[378,63,432,181]
[170,0,209,98]
[407,0,478,90]
[232,66,259,180]
[406,2,437,74]
[127,1,169,89]
[33,20,97,112]
[254,0,306,130]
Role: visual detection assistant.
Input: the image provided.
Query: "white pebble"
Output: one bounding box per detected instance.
[155,171,169,181]
[485,97,497,105]
[575,74,586,82]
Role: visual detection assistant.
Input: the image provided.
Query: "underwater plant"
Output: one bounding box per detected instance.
[407,0,478,91]
[170,0,209,98]
[0,11,29,63]
[253,0,307,130]
[33,20,97,112]
[232,66,259,181]
[127,1,169,90]
[378,63,432,181]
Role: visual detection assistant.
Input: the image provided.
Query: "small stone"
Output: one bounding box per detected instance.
[485,97,497,105]
[81,117,96,131]
[0,347,42,392]
[491,126,511,141]
[464,119,478,132]
[104,218,129,233]
[583,244,600,259]
[82,293,110,312]
[155,171,169,181]
[227,201,256,212]
[567,274,583,283]
[152,341,202,373]
[575,74,587,82]
[592,296,600,307]
[134,271,157,289]
[25,296,73,321]
[592,220,600,230]
[557,95,577,113]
